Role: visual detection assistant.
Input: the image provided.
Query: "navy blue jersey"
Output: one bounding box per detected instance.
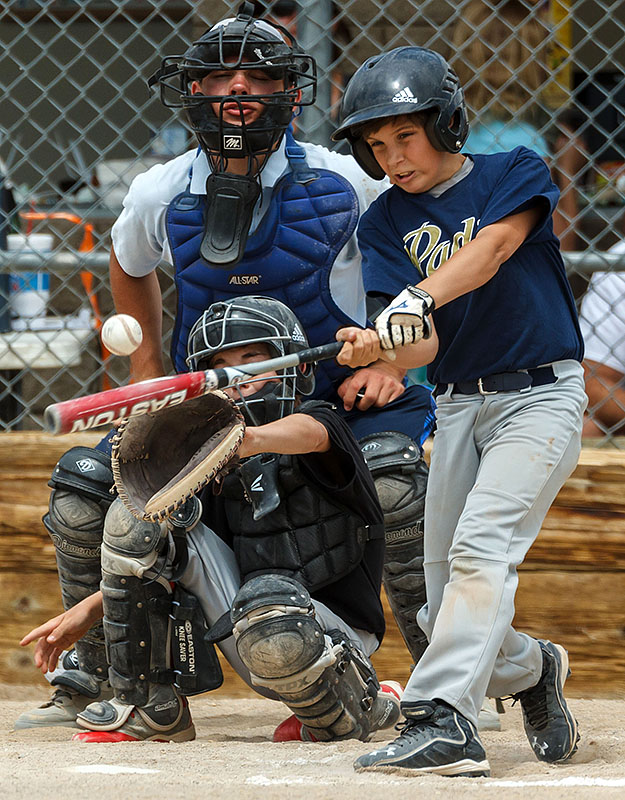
[359,147,584,385]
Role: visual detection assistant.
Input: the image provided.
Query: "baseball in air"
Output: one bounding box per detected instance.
[101,314,143,356]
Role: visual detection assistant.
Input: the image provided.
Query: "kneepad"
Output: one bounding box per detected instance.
[102,498,166,578]
[45,446,115,556]
[232,575,327,688]
[232,574,394,742]
[50,446,115,502]
[359,431,427,543]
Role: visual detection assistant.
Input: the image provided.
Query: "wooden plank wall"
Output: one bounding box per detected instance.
[1,433,624,696]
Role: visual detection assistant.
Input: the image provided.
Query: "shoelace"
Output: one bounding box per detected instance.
[519,685,549,730]
[393,717,422,737]
[510,653,552,731]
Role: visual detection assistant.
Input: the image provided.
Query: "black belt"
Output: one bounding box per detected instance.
[434,366,556,398]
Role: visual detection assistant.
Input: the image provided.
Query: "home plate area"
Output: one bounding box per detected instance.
[2,692,625,800]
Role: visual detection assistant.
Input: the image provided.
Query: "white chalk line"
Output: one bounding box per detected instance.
[245,774,404,786]
[67,765,159,775]
[486,777,625,788]
[66,766,625,787]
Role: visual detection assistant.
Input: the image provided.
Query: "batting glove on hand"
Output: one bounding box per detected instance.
[375,285,435,350]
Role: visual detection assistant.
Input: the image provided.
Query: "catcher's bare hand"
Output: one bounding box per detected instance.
[20,593,103,674]
[375,285,435,349]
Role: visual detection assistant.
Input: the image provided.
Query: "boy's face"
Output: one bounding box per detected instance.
[192,63,286,127]
[364,117,463,193]
[208,342,279,399]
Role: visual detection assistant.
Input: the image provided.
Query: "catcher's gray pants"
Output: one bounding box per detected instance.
[402,360,587,726]
[178,526,379,700]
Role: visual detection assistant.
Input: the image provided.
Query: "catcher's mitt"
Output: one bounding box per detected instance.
[111,390,245,522]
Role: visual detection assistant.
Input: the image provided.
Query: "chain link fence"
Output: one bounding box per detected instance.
[1,0,624,442]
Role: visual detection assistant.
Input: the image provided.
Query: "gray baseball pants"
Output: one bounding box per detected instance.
[178,525,380,700]
[402,359,587,726]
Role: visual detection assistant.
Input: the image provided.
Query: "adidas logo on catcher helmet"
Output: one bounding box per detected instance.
[291,324,306,344]
[392,87,419,103]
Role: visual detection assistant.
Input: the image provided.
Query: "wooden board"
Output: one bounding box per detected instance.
[1,434,624,696]
[3,570,623,696]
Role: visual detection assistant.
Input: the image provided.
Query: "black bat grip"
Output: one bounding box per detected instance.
[297,341,343,361]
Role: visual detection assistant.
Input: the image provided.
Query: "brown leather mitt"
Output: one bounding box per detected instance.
[111,390,245,521]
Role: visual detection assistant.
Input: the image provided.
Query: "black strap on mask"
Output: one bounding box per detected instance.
[201,172,261,267]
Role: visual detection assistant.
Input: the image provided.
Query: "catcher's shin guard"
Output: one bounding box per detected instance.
[359,432,429,664]
[44,446,115,676]
[232,574,400,742]
[100,499,171,708]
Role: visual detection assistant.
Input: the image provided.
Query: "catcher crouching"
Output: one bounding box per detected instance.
[20,297,402,744]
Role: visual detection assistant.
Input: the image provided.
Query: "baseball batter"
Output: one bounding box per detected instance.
[332,46,588,777]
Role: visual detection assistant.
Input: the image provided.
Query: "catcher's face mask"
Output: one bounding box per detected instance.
[150,5,316,165]
[148,5,315,267]
[186,296,315,426]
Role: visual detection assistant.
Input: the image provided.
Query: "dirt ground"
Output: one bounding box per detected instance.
[1,686,624,800]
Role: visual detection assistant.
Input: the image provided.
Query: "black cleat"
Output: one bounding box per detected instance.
[353,700,490,777]
[512,640,579,763]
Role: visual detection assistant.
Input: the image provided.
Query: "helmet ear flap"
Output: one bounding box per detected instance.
[424,100,468,153]
[351,137,387,180]
[424,111,447,153]
[297,362,315,396]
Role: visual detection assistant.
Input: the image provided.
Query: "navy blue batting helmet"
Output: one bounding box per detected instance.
[333,46,469,179]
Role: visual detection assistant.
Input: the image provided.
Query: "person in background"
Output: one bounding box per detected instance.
[450,0,550,158]
[579,239,625,436]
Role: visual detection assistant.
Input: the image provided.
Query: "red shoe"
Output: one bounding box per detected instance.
[273,714,318,742]
[379,680,403,703]
[272,681,404,742]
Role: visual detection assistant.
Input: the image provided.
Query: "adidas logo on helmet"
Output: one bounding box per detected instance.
[392,87,420,103]
[291,324,306,344]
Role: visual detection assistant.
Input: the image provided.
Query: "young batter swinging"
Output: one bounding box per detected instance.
[332,45,587,778]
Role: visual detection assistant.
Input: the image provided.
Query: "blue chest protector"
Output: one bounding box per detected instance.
[166,135,361,400]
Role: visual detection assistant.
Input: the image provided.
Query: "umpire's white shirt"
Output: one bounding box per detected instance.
[111,139,389,325]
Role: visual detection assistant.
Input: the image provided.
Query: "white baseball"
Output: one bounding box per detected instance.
[101,314,143,356]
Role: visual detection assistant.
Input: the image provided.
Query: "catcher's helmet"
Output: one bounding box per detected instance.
[333,46,469,179]
[149,1,316,162]
[186,296,315,425]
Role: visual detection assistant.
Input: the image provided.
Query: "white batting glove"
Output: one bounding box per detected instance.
[375,285,435,350]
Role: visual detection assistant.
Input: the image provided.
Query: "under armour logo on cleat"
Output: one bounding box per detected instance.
[532,736,549,756]
[392,87,419,103]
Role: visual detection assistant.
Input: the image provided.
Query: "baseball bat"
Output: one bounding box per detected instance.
[44,341,344,435]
